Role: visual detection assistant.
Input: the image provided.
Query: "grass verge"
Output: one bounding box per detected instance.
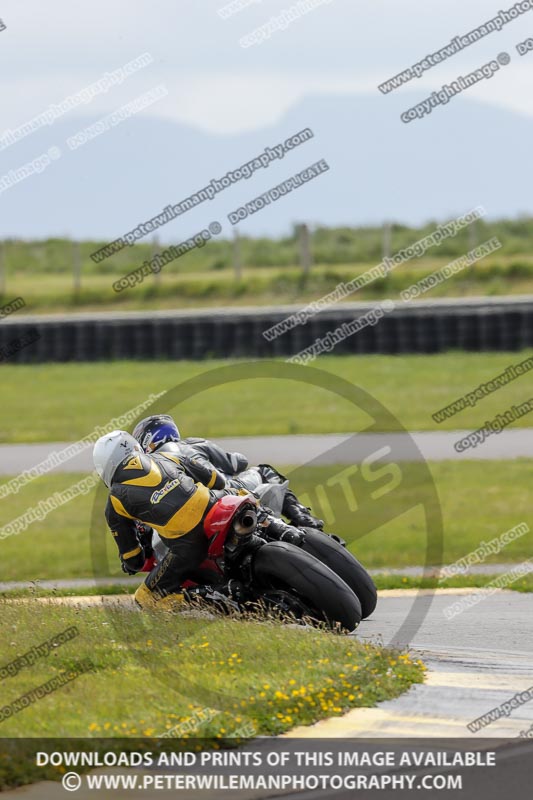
[2,573,532,602]
[5,560,533,601]
[3,351,533,442]
[373,574,533,592]
[0,585,140,600]
[0,603,424,787]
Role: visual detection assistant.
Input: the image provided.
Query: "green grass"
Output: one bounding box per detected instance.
[1,462,531,581]
[3,221,529,280]
[0,472,118,582]
[0,603,424,780]
[6,257,533,313]
[0,585,140,600]
[4,571,533,600]
[4,573,533,601]
[373,574,533,592]
[3,351,533,443]
[289,461,533,569]
[4,216,533,313]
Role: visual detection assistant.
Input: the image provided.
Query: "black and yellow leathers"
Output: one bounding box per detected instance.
[105,448,236,574]
[104,445,310,612]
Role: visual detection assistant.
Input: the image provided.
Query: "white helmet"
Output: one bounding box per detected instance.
[93,430,142,487]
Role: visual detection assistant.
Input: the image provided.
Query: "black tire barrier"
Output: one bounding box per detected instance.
[1,299,533,363]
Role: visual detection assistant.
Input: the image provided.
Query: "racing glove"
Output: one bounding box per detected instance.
[120,551,145,575]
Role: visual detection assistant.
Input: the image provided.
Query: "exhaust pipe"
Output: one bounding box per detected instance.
[233,508,257,536]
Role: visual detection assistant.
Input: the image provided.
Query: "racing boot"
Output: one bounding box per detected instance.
[258,464,324,530]
[258,513,305,546]
[134,551,186,612]
[282,490,324,530]
[134,582,186,612]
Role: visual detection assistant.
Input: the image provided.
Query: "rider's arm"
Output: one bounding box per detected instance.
[180,452,227,491]
[105,495,145,573]
[223,450,249,475]
[184,438,249,476]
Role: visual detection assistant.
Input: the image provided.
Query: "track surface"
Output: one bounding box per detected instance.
[290,589,533,738]
[2,429,533,476]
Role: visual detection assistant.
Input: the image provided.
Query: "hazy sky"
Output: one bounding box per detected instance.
[2,0,533,135]
[1,0,532,237]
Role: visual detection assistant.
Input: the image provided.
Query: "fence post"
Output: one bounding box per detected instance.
[72,240,81,295]
[382,221,392,261]
[152,235,160,286]
[0,241,5,297]
[468,219,477,250]
[299,223,312,277]
[233,228,242,281]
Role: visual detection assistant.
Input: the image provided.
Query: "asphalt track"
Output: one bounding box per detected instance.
[2,429,533,476]
[295,589,533,738]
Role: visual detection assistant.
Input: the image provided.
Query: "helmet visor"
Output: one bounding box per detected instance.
[143,421,180,452]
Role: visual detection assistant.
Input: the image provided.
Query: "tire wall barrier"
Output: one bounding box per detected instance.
[2,302,533,363]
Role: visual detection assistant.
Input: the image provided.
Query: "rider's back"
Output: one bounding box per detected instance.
[107,450,211,540]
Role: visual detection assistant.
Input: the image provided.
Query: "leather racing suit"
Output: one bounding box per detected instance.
[105,447,243,609]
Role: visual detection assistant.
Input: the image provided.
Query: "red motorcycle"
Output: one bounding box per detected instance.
[178,494,365,632]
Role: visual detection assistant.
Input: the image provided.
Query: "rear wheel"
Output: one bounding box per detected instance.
[259,589,316,622]
[252,541,362,631]
[300,529,377,618]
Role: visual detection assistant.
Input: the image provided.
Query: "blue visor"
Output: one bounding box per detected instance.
[148,422,180,450]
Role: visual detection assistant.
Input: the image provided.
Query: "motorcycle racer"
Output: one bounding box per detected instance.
[132,414,324,530]
[93,430,305,611]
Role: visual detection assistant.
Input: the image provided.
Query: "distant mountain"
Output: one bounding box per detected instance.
[0,92,531,240]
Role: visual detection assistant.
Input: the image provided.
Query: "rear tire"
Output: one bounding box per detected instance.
[252,541,362,631]
[300,529,377,619]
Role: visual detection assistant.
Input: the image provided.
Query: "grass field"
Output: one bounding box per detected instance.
[0,603,423,749]
[2,351,533,443]
[4,218,533,313]
[1,462,531,581]
[6,256,533,313]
